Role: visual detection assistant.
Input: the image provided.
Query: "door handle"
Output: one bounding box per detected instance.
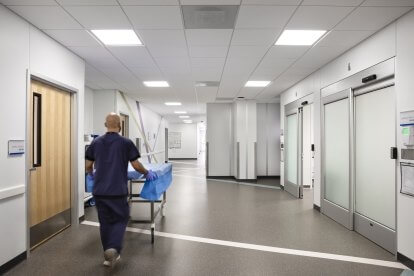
[29,167,37,172]
[390,147,398,160]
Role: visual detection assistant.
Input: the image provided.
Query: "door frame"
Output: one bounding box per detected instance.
[320,58,397,254]
[284,94,314,198]
[25,70,79,255]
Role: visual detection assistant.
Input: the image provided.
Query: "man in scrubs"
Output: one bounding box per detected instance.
[85,113,157,267]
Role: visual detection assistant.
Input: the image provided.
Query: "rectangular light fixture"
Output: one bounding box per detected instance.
[174,111,187,114]
[245,81,271,87]
[275,30,326,46]
[179,115,190,118]
[183,120,193,124]
[165,102,181,106]
[91,30,142,46]
[143,81,169,87]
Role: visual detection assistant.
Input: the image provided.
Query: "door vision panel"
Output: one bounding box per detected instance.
[30,80,71,248]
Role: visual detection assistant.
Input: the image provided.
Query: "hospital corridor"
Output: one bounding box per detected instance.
[1,1,414,276]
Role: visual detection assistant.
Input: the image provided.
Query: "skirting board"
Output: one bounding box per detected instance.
[169,158,197,160]
[313,204,321,212]
[78,215,85,223]
[398,252,414,270]
[257,176,281,179]
[0,252,26,274]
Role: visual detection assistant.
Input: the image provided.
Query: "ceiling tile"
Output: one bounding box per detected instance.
[301,0,364,5]
[231,29,281,46]
[237,87,263,99]
[0,0,56,4]
[56,0,118,5]
[44,30,101,47]
[138,30,187,48]
[335,6,412,30]
[235,5,296,29]
[188,45,229,57]
[227,45,269,59]
[191,57,226,68]
[8,6,82,29]
[65,6,131,29]
[147,46,188,58]
[119,0,178,4]
[253,57,295,78]
[362,0,414,6]
[107,46,156,67]
[316,30,374,48]
[181,0,241,4]
[192,67,223,81]
[129,67,164,80]
[265,46,309,60]
[196,87,218,103]
[124,6,183,29]
[186,29,233,45]
[242,0,301,4]
[154,57,191,68]
[287,6,354,30]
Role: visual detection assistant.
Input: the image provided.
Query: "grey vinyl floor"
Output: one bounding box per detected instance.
[5,157,406,276]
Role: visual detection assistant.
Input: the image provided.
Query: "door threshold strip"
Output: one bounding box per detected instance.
[81,220,407,270]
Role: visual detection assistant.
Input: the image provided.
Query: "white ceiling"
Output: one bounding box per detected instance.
[2,0,413,123]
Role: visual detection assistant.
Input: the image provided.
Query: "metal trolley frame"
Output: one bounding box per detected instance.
[128,179,166,243]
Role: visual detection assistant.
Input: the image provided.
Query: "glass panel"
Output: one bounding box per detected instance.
[355,87,395,229]
[33,93,42,167]
[324,99,349,209]
[286,113,297,184]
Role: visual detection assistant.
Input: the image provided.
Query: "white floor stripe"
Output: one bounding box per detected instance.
[173,173,281,189]
[81,220,407,270]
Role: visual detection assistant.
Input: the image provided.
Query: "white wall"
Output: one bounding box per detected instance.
[84,86,94,135]
[116,91,167,164]
[0,4,85,267]
[207,103,233,176]
[93,90,117,135]
[280,10,414,261]
[257,103,281,176]
[396,10,414,262]
[168,123,198,159]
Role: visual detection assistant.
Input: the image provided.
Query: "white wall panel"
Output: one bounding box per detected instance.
[396,9,414,262]
[206,103,232,176]
[84,86,94,134]
[168,124,198,159]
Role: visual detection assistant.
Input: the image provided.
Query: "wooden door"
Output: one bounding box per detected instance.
[120,113,129,137]
[29,80,71,248]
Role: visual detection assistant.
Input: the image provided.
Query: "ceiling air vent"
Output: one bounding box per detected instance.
[182,5,239,29]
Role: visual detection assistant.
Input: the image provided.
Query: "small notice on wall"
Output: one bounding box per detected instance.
[401,163,414,197]
[168,132,181,149]
[8,140,25,155]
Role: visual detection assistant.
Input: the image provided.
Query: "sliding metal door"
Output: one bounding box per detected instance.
[321,89,353,230]
[353,84,396,253]
[284,108,301,198]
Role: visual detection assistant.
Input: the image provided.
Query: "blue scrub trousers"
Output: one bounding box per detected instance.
[94,196,129,253]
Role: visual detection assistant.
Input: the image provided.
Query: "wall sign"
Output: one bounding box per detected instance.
[8,140,25,155]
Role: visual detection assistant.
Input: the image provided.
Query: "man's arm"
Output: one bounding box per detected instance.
[130,160,148,175]
[85,160,94,174]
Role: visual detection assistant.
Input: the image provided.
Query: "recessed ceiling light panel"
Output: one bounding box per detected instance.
[275,30,326,46]
[174,111,187,114]
[165,102,181,106]
[179,115,190,118]
[245,81,271,87]
[183,120,193,124]
[143,81,169,87]
[91,30,142,46]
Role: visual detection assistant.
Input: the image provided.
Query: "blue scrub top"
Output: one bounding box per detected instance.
[86,132,140,196]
